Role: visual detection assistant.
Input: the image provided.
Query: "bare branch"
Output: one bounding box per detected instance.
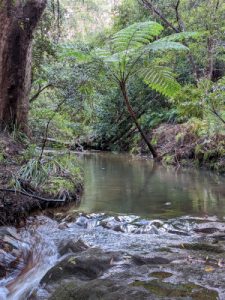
[30,83,53,103]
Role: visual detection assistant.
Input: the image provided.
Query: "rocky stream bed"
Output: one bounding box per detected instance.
[1,211,225,299]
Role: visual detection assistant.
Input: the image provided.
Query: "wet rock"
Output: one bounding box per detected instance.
[211,234,225,243]
[149,271,173,279]
[41,248,121,284]
[133,279,218,299]
[168,230,190,236]
[193,222,225,234]
[58,239,89,256]
[177,243,224,253]
[134,224,159,234]
[132,255,171,266]
[194,227,220,234]
[48,279,154,300]
[75,216,89,227]
[58,222,69,230]
[75,215,99,229]
[0,264,6,279]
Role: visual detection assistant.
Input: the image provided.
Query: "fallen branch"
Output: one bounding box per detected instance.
[0,188,65,203]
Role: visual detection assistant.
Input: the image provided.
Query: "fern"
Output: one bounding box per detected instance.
[95,21,193,98]
[146,40,188,52]
[139,66,181,97]
[159,32,201,42]
[112,21,163,52]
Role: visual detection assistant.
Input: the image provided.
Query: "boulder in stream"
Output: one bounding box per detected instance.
[58,238,89,256]
[41,248,122,284]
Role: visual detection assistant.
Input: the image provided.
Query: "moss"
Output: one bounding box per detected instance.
[149,271,173,279]
[151,136,158,146]
[162,154,174,165]
[194,144,204,162]
[0,152,4,164]
[42,177,75,196]
[176,243,224,253]
[132,280,218,299]
[175,132,185,143]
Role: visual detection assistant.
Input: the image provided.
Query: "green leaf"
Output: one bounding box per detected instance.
[112,21,164,52]
[139,66,181,97]
[146,40,189,52]
[159,31,201,42]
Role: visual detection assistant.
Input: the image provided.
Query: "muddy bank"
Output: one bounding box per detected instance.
[0,188,82,226]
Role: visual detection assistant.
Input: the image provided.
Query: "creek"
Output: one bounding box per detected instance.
[0,152,225,300]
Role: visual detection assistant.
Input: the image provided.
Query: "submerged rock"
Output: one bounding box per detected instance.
[132,255,171,266]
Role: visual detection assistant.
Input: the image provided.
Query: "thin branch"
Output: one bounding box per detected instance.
[38,99,66,163]
[30,84,53,103]
[139,0,179,33]
[139,0,200,81]
[0,188,65,203]
[174,0,186,32]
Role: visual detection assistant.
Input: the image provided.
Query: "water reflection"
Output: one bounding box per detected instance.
[78,152,225,218]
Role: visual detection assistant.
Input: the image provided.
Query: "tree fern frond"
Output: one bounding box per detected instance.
[139,66,181,97]
[159,32,201,42]
[94,48,112,59]
[146,40,189,52]
[112,21,164,52]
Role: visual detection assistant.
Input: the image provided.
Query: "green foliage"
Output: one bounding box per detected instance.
[13,154,83,198]
[111,21,164,52]
[139,66,181,98]
[172,84,204,119]
[28,0,225,160]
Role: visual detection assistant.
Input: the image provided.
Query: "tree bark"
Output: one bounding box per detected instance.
[0,0,47,133]
[120,82,158,159]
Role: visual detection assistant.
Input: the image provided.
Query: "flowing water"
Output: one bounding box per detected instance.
[1,152,225,300]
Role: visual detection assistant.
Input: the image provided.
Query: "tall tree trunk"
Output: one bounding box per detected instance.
[120,82,158,159]
[0,0,47,133]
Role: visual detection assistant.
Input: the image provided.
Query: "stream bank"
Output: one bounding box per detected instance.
[147,123,225,173]
[0,133,83,226]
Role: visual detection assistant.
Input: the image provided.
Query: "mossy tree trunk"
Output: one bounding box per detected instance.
[0,0,47,133]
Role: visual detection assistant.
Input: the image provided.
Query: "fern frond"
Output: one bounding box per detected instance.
[146,40,188,52]
[94,48,112,59]
[139,66,181,97]
[112,21,164,52]
[159,32,200,42]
